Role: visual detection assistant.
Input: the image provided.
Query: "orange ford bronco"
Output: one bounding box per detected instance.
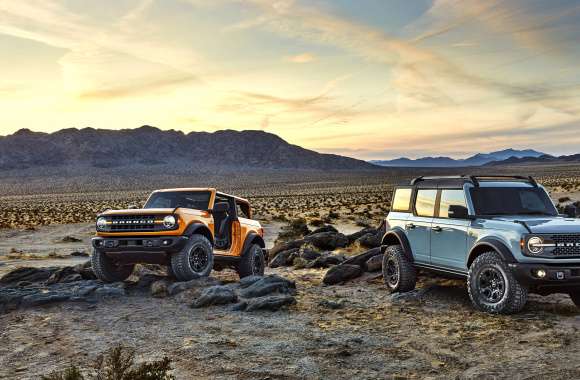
[91,188,267,282]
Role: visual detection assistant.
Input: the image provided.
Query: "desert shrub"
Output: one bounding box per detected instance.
[559,196,571,203]
[42,345,175,380]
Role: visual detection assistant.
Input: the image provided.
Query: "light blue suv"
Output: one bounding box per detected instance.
[381,175,580,314]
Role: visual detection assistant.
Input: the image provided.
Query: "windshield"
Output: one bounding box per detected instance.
[470,187,557,216]
[144,191,211,210]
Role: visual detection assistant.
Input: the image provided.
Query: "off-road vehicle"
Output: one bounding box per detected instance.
[91,188,267,282]
[382,175,580,314]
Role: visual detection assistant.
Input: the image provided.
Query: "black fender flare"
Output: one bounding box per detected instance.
[381,228,414,262]
[183,222,214,245]
[467,237,517,268]
[242,233,267,260]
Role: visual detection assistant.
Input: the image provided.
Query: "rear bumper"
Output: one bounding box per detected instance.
[92,236,188,254]
[509,262,580,293]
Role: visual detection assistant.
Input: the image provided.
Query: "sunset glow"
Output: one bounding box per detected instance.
[1,0,580,159]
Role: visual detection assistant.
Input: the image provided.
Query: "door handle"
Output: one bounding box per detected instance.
[432,226,442,232]
[405,223,415,230]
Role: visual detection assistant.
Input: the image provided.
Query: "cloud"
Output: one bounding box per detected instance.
[287,53,316,63]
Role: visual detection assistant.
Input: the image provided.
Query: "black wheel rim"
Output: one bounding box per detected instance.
[189,246,209,273]
[252,249,264,274]
[385,257,399,288]
[477,267,506,304]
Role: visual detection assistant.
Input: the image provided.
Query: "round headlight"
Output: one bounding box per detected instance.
[527,236,544,254]
[96,217,108,231]
[163,215,176,228]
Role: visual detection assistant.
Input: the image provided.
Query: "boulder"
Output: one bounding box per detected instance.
[151,280,169,298]
[269,240,305,257]
[299,248,321,261]
[94,286,125,299]
[269,248,300,268]
[356,233,381,249]
[238,275,264,289]
[167,277,222,296]
[365,254,383,272]
[46,267,78,285]
[0,267,58,284]
[342,248,382,268]
[192,286,237,308]
[346,227,377,244]
[318,299,346,309]
[73,261,97,280]
[306,253,346,269]
[292,257,310,269]
[70,251,89,257]
[304,232,348,250]
[21,292,70,307]
[239,275,296,298]
[240,295,296,312]
[307,225,338,235]
[322,264,362,285]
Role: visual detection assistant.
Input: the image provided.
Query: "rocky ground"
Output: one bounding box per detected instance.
[1,222,580,379]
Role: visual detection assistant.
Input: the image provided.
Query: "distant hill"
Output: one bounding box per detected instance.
[371,148,547,167]
[0,126,377,171]
[485,153,580,166]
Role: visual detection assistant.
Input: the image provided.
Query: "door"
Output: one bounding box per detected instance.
[407,189,437,264]
[430,189,469,270]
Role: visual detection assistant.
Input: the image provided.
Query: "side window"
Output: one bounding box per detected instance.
[439,190,467,218]
[392,188,412,211]
[415,189,437,217]
[236,201,251,219]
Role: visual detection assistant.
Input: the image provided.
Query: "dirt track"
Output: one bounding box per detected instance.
[1,264,580,380]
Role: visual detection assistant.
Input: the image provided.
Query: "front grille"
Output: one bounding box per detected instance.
[551,234,580,257]
[109,215,160,232]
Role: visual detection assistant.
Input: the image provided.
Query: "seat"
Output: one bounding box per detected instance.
[213,202,232,249]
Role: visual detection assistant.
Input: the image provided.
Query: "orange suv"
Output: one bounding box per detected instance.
[91,188,266,282]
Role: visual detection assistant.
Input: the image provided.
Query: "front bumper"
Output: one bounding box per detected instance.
[510,262,580,293]
[92,235,188,254]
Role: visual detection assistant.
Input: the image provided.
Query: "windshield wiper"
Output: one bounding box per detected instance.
[518,211,554,216]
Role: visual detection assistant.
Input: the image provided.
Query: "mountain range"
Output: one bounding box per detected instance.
[0,126,377,171]
[371,149,547,167]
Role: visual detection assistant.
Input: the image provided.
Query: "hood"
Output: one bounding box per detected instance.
[490,216,580,234]
[100,208,175,216]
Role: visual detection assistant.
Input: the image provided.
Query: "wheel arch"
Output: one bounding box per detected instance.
[242,232,267,260]
[381,228,414,262]
[467,238,517,268]
[184,222,214,245]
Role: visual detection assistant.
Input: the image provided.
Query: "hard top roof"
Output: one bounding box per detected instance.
[406,175,538,188]
[152,188,250,204]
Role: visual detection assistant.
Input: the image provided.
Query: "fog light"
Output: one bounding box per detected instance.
[162,240,170,246]
[535,269,547,278]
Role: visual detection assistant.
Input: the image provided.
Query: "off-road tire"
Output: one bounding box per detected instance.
[569,292,580,308]
[468,251,528,314]
[91,249,134,283]
[382,244,416,292]
[170,234,214,281]
[237,244,265,278]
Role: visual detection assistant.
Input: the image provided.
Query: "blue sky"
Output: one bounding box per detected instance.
[0,0,579,159]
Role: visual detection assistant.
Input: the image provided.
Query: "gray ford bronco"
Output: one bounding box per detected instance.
[382,175,580,314]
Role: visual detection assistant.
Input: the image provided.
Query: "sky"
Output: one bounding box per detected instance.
[1,0,580,160]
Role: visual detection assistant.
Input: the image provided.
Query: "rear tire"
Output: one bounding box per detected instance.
[237,244,265,278]
[468,251,528,314]
[569,292,580,308]
[382,245,416,292]
[170,234,214,281]
[91,249,134,283]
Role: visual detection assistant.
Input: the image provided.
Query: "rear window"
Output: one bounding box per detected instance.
[392,188,412,211]
[415,189,438,217]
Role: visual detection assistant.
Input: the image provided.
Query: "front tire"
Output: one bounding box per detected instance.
[91,249,134,283]
[468,251,528,314]
[170,234,214,281]
[382,245,416,292]
[237,244,265,278]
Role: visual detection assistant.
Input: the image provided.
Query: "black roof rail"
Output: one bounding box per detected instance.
[410,175,538,187]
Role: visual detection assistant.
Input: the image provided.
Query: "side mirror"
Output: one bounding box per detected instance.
[564,204,578,218]
[128,204,139,209]
[448,205,470,219]
[212,202,230,213]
